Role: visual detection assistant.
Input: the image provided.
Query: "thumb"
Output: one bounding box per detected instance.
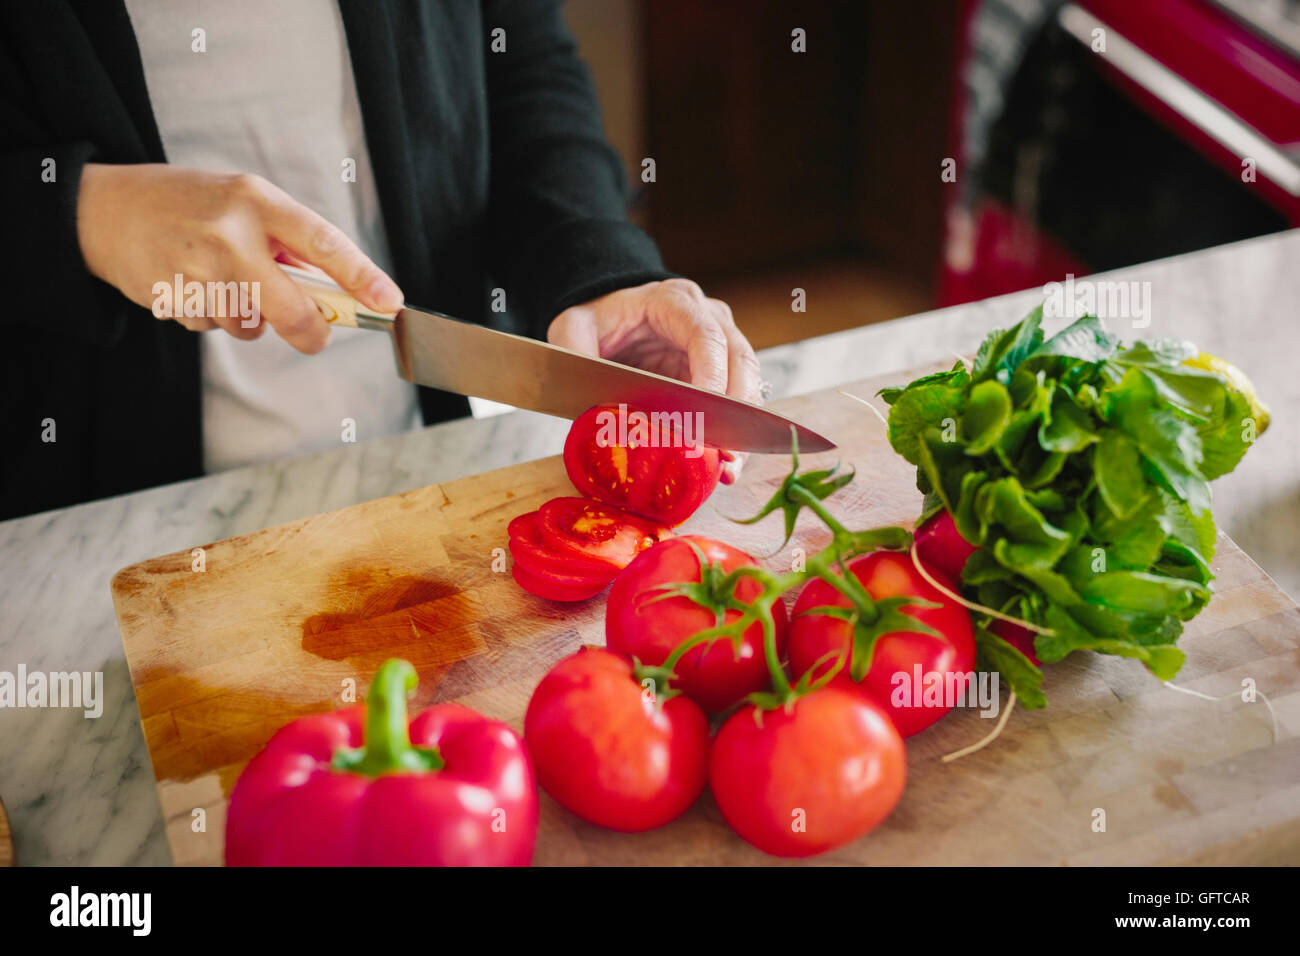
[547,306,601,357]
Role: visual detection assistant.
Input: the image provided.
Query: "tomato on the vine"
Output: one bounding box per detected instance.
[563,405,722,526]
[710,685,906,857]
[606,536,788,713]
[524,647,710,832]
[788,550,976,737]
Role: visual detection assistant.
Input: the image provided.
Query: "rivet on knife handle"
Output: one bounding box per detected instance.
[279,264,397,331]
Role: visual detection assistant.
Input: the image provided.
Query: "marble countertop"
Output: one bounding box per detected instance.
[2,229,1296,865]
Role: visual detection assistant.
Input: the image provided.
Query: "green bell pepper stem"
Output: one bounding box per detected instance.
[332,658,444,776]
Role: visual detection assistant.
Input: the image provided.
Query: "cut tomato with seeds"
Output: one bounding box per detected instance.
[563,405,722,526]
[507,507,619,602]
[537,497,671,570]
[508,510,614,577]
[510,560,611,603]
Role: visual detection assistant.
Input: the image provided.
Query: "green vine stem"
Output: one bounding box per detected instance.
[644,441,931,712]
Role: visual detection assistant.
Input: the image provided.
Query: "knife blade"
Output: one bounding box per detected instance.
[282,265,836,453]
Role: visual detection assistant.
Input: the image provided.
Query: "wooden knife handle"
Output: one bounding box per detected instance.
[279,264,398,331]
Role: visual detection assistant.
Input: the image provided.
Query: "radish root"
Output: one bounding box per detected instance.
[909,541,1056,636]
[942,692,1017,762]
[836,389,890,429]
[1164,681,1280,745]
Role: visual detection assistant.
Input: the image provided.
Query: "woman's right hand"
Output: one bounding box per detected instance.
[75,164,403,353]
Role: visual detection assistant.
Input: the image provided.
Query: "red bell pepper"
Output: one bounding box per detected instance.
[225,658,538,866]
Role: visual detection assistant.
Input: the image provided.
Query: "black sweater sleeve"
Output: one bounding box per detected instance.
[0,140,111,333]
[0,82,116,344]
[0,1,156,348]
[481,0,672,339]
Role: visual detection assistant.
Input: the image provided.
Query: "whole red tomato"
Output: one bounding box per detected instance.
[524,647,710,832]
[563,405,722,526]
[710,685,906,857]
[606,536,788,713]
[788,550,976,737]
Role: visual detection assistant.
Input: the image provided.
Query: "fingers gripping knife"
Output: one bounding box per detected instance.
[280,264,836,454]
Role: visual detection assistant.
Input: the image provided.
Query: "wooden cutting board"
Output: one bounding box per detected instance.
[111,365,1300,866]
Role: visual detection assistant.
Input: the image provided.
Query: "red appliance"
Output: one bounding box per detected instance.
[941,0,1300,306]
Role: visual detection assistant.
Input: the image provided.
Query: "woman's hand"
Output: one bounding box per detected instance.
[75,164,403,353]
[547,278,762,482]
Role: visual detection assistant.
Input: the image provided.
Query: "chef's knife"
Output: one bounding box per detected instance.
[281,265,836,453]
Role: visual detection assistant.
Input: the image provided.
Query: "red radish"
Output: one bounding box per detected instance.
[913,509,979,583]
[913,510,1042,667]
[992,619,1041,666]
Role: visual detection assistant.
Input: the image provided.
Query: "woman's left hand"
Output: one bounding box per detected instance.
[547,279,762,483]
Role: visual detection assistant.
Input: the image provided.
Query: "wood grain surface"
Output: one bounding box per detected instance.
[111,367,1300,866]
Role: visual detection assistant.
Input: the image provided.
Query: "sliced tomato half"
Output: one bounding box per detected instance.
[510,560,611,603]
[563,405,722,526]
[536,497,671,570]
[507,511,613,577]
[508,509,617,602]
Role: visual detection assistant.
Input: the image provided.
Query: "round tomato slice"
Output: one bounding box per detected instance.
[537,497,670,570]
[524,647,710,832]
[606,536,788,713]
[508,510,615,578]
[510,561,611,602]
[788,550,976,738]
[508,509,616,602]
[563,405,722,526]
[710,685,906,857]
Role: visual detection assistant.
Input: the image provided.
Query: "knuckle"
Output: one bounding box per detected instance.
[346,262,383,294]
[667,277,705,298]
[225,172,268,206]
[656,278,704,308]
[710,298,737,326]
[310,223,346,257]
[696,317,728,346]
[273,303,316,337]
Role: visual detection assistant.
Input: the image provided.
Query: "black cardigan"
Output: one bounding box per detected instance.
[0,0,669,519]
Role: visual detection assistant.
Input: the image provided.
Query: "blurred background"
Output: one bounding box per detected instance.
[565,0,1300,349]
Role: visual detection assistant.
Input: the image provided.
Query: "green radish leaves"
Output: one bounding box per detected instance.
[974,624,1046,711]
[882,308,1264,707]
